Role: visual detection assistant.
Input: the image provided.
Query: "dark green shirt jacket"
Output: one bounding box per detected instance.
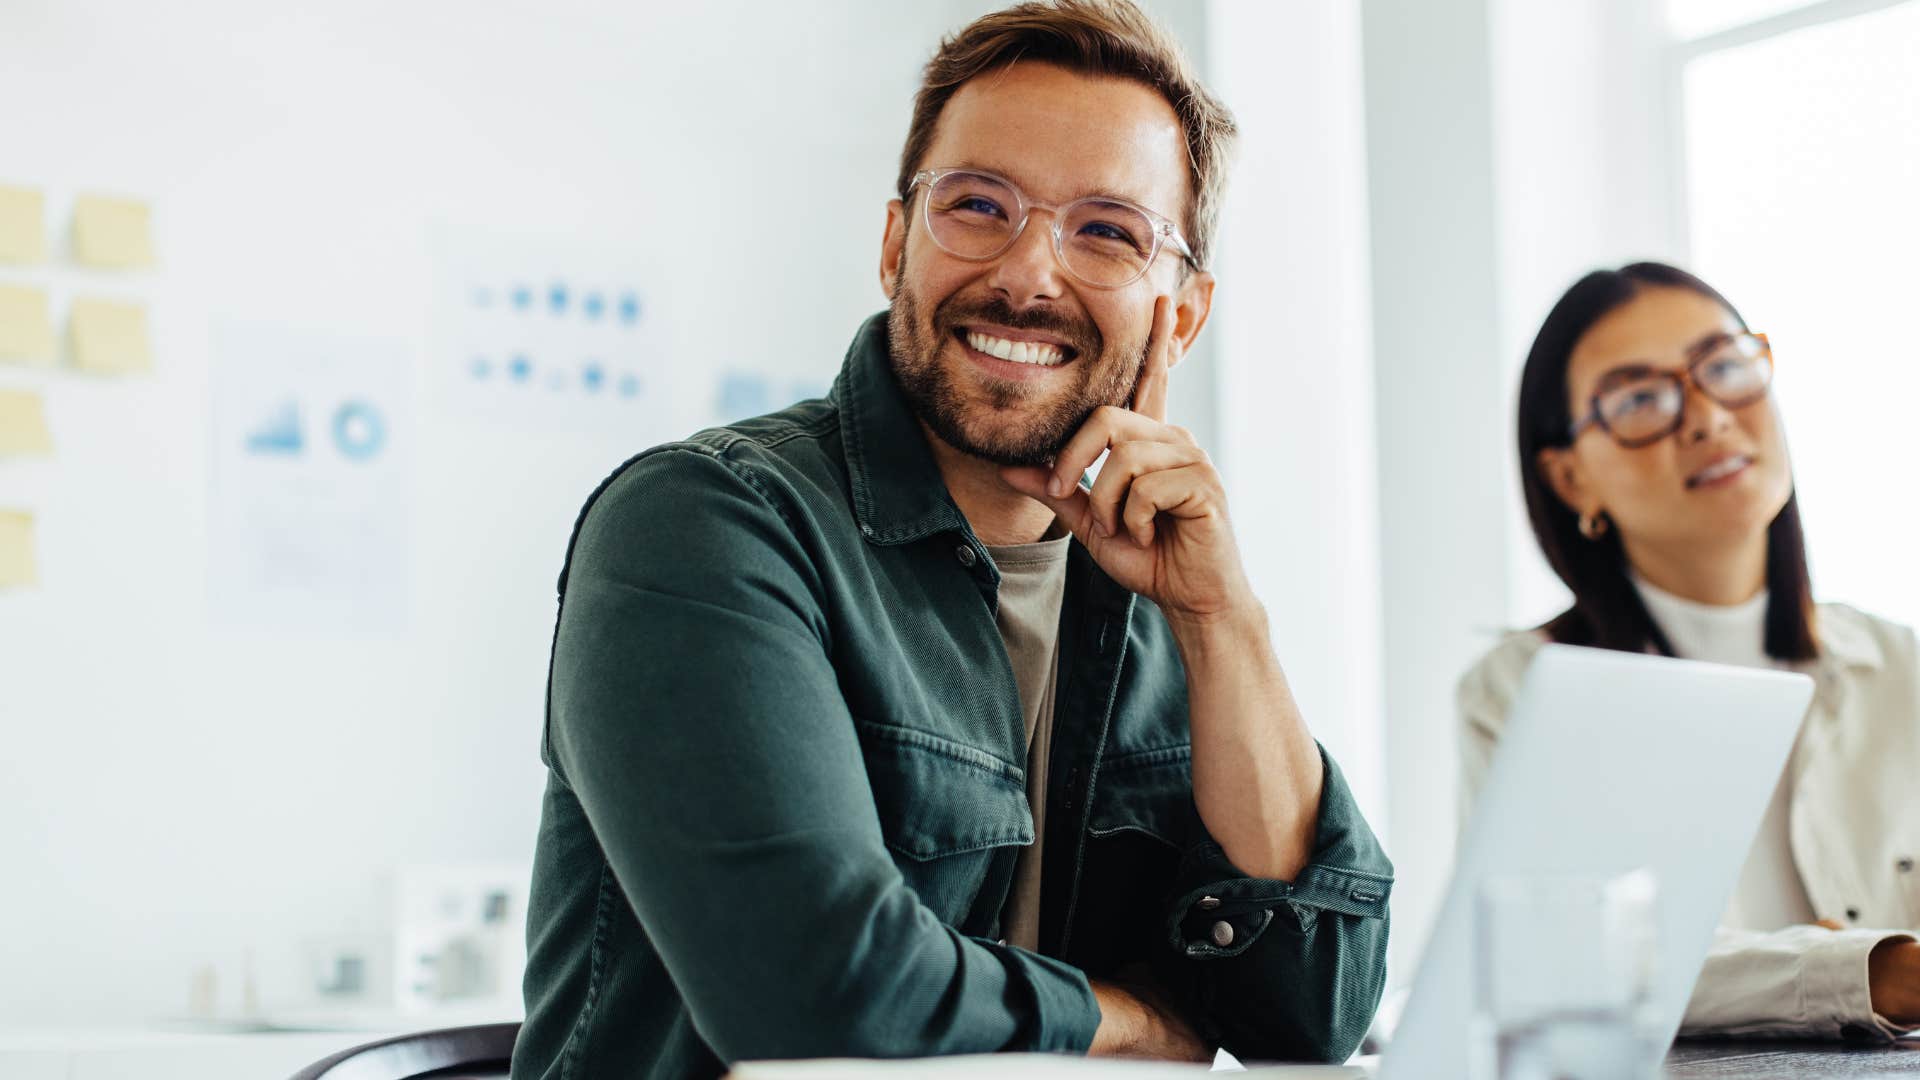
[512,313,1393,1080]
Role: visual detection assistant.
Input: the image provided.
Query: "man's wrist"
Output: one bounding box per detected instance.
[1165,600,1270,666]
[1089,980,1147,1056]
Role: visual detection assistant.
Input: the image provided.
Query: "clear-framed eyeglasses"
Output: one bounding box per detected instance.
[1570,331,1774,448]
[906,167,1199,290]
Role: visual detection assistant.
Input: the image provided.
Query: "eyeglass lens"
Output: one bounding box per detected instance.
[922,171,1160,287]
[1593,335,1773,444]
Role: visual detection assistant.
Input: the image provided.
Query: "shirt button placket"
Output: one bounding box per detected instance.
[955,544,977,568]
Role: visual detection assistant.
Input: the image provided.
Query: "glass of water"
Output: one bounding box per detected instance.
[1473,868,1663,1080]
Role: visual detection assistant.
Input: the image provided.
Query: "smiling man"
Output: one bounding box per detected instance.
[512,3,1391,1077]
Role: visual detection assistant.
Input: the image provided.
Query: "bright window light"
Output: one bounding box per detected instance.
[1668,0,1820,39]
[1684,1,1920,623]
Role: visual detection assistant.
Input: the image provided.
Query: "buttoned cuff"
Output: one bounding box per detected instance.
[1801,930,1916,1041]
[1163,839,1392,960]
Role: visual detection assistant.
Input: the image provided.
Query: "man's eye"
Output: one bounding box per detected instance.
[1078,221,1145,249]
[953,197,1005,217]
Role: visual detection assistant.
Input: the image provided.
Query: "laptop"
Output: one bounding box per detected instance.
[1379,643,1813,1078]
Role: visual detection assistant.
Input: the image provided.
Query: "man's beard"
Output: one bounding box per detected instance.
[886,274,1145,468]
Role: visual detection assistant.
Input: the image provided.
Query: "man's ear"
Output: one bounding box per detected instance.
[880,200,907,300]
[1537,446,1597,517]
[1166,270,1214,370]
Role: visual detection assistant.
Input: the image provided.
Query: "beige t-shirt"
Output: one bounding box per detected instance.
[985,528,1073,953]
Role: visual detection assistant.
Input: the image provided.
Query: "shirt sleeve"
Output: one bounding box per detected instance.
[1149,746,1393,1063]
[1681,926,1918,1040]
[545,446,1102,1064]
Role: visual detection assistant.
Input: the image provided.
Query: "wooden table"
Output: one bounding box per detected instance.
[1666,1038,1920,1077]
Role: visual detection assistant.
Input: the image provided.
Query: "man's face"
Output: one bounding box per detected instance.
[881,62,1202,467]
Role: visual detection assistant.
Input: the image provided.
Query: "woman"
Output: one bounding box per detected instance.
[1458,262,1920,1038]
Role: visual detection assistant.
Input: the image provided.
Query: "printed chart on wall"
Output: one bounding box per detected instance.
[208,323,410,633]
[428,227,673,437]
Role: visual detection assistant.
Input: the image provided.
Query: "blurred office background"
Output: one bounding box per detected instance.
[0,0,1914,1041]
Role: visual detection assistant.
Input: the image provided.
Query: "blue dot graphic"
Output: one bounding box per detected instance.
[333,400,386,462]
[549,282,569,315]
[582,362,605,393]
[509,354,532,382]
[511,285,533,311]
[618,292,641,326]
[617,374,641,398]
[583,292,606,320]
[718,372,772,419]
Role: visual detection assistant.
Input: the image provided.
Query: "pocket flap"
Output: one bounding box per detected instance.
[858,721,1034,861]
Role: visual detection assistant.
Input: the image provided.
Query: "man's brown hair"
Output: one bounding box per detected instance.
[896,0,1237,272]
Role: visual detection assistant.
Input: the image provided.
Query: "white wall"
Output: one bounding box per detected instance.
[1206,0,1385,833]
[1361,0,1512,982]
[0,0,974,1026]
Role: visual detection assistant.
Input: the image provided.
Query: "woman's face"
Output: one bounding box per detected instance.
[1540,286,1793,551]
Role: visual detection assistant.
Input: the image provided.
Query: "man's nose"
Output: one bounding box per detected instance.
[984,211,1068,307]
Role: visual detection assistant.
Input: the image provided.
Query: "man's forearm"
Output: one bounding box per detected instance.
[1088,978,1210,1060]
[1168,602,1323,881]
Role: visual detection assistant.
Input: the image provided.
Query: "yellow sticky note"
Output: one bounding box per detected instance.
[0,185,47,264]
[0,390,53,456]
[0,510,36,588]
[70,297,153,374]
[72,194,154,268]
[0,284,56,365]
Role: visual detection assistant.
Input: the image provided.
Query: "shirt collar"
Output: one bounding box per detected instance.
[833,310,972,546]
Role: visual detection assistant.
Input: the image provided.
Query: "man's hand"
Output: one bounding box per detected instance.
[1868,938,1920,1029]
[999,295,1254,629]
[1088,976,1211,1060]
[1006,295,1322,881]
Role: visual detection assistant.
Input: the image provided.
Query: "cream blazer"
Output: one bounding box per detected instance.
[1457,603,1920,1039]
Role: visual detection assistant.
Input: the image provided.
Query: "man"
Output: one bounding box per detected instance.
[512,2,1391,1076]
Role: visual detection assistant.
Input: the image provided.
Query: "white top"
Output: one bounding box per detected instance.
[1631,577,1818,931]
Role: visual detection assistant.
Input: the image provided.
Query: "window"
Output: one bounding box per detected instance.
[1680,0,1920,623]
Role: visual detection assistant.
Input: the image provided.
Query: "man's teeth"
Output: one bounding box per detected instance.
[966,331,1066,367]
[1693,456,1751,484]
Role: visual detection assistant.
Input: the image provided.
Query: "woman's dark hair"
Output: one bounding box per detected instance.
[1516,261,1818,660]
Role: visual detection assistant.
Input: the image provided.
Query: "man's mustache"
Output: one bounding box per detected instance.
[934,298,1100,358]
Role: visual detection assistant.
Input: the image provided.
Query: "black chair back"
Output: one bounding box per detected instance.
[286,1022,518,1080]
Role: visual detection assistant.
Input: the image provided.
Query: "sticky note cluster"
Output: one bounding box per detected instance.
[0,182,157,378]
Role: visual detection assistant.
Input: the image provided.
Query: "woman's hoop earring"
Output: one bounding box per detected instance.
[1579,511,1610,541]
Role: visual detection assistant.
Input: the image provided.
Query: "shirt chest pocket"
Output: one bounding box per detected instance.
[1087,744,1195,851]
[855,720,1035,922]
